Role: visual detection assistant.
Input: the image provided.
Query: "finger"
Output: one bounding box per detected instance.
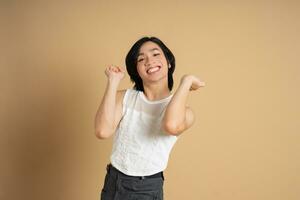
[119,66,125,72]
[111,66,118,72]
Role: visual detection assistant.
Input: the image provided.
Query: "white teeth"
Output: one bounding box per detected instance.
[147,66,160,74]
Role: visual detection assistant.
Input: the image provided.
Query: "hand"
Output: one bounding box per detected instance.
[180,74,205,91]
[105,65,125,82]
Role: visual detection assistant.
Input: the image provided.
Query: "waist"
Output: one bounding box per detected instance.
[106,163,164,180]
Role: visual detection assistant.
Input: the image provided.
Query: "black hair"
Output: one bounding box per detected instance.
[125,36,175,92]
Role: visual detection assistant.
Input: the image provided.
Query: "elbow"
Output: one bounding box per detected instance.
[162,122,181,136]
[95,129,112,140]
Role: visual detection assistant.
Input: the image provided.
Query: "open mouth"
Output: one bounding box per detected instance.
[146,65,161,74]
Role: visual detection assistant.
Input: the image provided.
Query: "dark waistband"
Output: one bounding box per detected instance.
[106,163,164,180]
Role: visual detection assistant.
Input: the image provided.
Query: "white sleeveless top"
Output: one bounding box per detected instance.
[110,88,178,176]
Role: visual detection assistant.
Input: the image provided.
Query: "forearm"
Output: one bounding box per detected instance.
[163,80,191,129]
[94,79,119,136]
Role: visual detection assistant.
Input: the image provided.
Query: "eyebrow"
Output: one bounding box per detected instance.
[137,48,161,57]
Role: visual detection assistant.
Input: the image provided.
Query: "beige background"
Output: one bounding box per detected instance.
[1,1,299,200]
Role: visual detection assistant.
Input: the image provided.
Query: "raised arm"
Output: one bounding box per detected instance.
[162,75,205,136]
[94,65,126,139]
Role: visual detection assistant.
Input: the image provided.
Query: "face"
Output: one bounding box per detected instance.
[136,41,169,84]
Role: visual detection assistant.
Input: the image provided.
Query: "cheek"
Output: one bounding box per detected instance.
[136,65,145,76]
[163,67,169,74]
[159,58,168,66]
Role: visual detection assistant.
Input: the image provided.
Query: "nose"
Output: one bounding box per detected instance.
[144,56,153,66]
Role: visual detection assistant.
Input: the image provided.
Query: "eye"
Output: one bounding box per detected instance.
[153,53,160,56]
[137,58,144,62]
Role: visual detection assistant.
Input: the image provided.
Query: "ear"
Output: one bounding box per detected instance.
[166,59,171,68]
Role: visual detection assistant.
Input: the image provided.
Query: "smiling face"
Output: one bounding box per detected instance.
[136,41,169,84]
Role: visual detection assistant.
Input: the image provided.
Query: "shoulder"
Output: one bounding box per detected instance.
[116,88,138,103]
[116,89,127,103]
[117,89,127,96]
[118,88,140,99]
[115,89,127,116]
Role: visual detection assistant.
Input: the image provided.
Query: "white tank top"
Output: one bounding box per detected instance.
[110,88,178,176]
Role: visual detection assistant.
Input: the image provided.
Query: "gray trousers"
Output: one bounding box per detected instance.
[100,164,164,200]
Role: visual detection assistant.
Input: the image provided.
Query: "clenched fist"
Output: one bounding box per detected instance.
[105,65,126,83]
[180,74,205,91]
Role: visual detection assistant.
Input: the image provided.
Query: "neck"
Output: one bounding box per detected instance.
[142,82,171,101]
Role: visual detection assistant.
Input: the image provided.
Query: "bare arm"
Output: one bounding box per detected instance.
[94,65,126,139]
[162,75,205,136]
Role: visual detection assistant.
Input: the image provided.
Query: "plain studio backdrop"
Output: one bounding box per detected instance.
[0,1,299,200]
